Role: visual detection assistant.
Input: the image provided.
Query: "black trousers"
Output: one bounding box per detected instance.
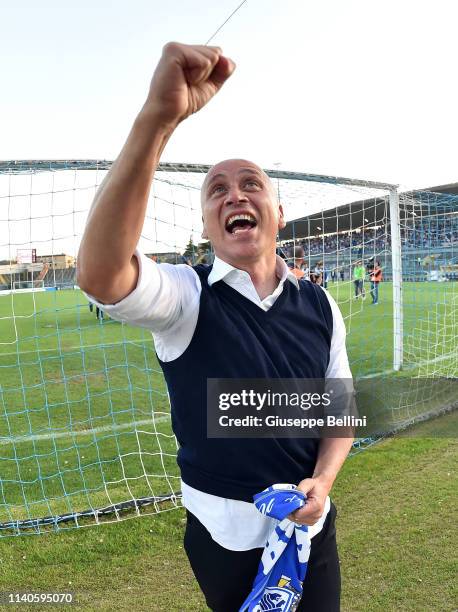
[184,503,340,612]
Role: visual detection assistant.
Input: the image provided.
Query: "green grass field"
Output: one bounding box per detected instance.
[0,282,456,610]
[0,414,455,611]
[0,280,456,531]
[0,288,179,528]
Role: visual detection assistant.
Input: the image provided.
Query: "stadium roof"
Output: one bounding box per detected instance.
[279,182,458,241]
[425,182,458,196]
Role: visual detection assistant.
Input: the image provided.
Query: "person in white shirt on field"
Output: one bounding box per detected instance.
[77,42,353,612]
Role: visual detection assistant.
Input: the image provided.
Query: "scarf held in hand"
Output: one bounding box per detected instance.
[239,484,310,612]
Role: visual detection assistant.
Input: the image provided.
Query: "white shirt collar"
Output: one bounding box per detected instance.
[208,254,299,290]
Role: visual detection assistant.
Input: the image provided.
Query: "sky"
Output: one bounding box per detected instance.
[2,0,458,188]
[1,0,458,258]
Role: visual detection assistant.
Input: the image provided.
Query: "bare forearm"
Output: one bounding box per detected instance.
[77,107,176,294]
[293,436,353,524]
[77,43,235,302]
[312,437,354,488]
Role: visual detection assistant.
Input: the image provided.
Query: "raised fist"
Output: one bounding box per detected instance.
[145,42,236,126]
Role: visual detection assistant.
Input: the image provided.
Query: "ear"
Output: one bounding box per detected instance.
[278,203,286,230]
[201,214,208,239]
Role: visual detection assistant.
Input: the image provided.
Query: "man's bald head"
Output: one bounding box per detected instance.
[199,158,285,265]
[201,159,277,206]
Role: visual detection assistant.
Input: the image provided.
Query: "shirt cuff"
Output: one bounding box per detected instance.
[81,249,157,317]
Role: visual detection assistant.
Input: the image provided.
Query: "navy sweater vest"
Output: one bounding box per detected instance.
[158,265,333,502]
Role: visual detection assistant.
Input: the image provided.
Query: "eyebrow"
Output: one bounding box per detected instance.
[206,172,226,189]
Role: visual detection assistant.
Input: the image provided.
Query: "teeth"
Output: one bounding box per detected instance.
[226,213,256,228]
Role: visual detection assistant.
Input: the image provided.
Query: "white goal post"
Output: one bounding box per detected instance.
[12,279,45,292]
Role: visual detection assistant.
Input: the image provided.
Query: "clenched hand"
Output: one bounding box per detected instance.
[145,42,236,127]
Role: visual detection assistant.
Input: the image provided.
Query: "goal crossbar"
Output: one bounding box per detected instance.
[0,160,398,191]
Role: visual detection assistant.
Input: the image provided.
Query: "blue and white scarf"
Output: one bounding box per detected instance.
[240,484,310,612]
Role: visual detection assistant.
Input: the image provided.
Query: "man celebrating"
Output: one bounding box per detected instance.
[77,42,353,611]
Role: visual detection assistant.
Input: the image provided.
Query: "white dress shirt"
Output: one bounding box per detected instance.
[83,250,351,550]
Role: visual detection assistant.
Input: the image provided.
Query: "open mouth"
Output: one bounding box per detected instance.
[225,213,258,235]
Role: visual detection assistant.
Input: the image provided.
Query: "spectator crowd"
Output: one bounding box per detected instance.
[280,219,458,257]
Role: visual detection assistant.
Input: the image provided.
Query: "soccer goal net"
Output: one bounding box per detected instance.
[12,280,45,292]
[0,160,456,536]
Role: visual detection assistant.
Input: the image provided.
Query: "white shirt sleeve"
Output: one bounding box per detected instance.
[81,249,202,361]
[322,290,352,379]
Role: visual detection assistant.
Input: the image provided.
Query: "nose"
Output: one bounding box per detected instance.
[224,184,248,206]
